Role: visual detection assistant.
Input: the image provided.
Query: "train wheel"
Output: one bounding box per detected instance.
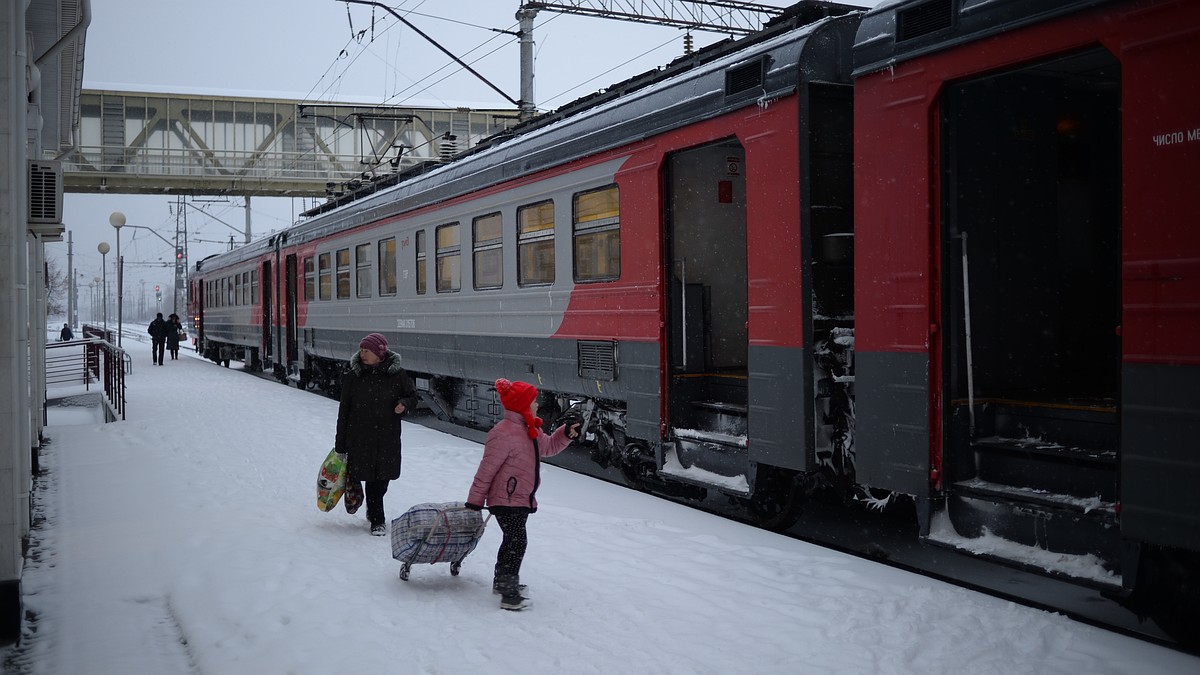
[745,467,806,532]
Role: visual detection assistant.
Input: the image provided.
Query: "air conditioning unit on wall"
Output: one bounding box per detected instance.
[28,160,64,238]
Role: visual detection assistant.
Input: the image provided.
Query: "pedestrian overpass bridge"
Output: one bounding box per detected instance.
[61,89,521,198]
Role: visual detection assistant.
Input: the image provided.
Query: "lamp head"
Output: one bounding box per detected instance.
[97,242,110,255]
[109,212,126,229]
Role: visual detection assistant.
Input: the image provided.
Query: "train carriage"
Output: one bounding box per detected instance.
[853,0,1199,637]
[193,2,862,516]
[188,0,1199,643]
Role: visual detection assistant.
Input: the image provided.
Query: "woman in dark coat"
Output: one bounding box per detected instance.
[166,314,182,360]
[335,333,418,535]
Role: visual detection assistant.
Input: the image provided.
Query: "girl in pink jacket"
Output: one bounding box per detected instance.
[466,378,580,611]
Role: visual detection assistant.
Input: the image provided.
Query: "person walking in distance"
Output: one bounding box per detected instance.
[334,333,418,535]
[465,379,580,611]
[59,323,73,341]
[147,312,169,366]
[166,314,184,360]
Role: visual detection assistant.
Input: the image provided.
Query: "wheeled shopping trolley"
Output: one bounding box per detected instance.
[390,502,489,581]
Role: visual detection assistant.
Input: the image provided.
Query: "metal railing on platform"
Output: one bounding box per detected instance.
[46,324,127,422]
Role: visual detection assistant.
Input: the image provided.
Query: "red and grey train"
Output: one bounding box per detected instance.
[189,0,1199,639]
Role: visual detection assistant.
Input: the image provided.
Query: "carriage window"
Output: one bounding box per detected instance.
[473,212,503,290]
[251,269,259,304]
[415,231,427,295]
[436,223,461,293]
[241,271,250,305]
[573,185,620,282]
[303,256,315,301]
[378,238,396,296]
[518,200,554,286]
[355,243,372,298]
[227,276,236,305]
[318,252,332,300]
[336,248,351,299]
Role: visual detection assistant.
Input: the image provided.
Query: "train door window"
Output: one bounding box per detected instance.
[573,185,620,282]
[518,200,554,286]
[473,212,503,290]
[251,269,259,304]
[436,223,461,293]
[303,256,315,301]
[378,238,396,296]
[336,248,351,299]
[318,252,332,300]
[355,243,373,298]
[415,231,427,295]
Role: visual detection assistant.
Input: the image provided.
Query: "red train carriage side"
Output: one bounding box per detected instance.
[853,0,1200,639]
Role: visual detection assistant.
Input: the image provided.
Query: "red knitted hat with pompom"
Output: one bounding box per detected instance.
[496,378,541,438]
[496,378,537,412]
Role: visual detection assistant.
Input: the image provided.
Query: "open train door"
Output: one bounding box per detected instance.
[938,48,1123,565]
[284,253,300,385]
[261,259,272,371]
[661,141,750,491]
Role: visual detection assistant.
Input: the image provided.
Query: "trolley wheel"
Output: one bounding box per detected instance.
[399,563,410,581]
[450,561,462,576]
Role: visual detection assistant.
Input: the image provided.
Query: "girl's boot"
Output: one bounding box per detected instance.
[496,574,530,611]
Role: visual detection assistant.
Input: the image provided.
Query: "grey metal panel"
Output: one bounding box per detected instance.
[616,341,662,444]
[303,329,662,435]
[854,350,931,496]
[748,344,810,471]
[1121,362,1200,550]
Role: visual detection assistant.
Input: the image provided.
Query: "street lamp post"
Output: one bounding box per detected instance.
[88,281,95,324]
[110,212,126,346]
[92,276,100,324]
[98,242,110,337]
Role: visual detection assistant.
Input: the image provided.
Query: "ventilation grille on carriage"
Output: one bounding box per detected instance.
[578,340,617,381]
[725,58,766,97]
[897,0,953,42]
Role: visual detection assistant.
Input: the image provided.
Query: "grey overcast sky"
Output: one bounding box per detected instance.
[58,0,873,305]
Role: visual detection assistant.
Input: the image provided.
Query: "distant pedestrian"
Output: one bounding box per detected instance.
[465,378,580,611]
[59,323,73,341]
[334,333,418,536]
[147,312,169,365]
[166,314,184,360]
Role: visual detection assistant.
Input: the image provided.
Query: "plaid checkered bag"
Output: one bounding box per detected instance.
[390,502,488,565]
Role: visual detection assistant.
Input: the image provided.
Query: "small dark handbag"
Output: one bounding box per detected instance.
[343,473,364,514]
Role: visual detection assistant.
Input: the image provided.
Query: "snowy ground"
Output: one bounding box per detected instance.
[3,335,1197,674]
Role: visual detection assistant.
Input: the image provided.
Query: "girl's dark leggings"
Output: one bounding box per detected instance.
[494,511,529,577]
